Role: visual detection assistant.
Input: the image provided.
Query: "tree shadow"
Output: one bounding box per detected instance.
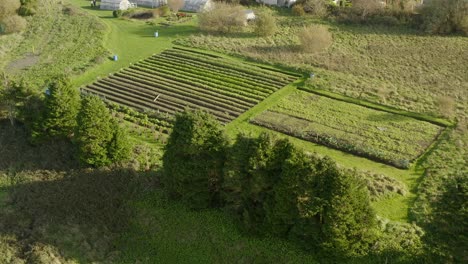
[0,166,157,263]
[366,112,409,123]
[0,120,158,262]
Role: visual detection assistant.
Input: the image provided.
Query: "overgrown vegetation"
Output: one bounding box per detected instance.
[0,0,27,34]
[198,3,246,34]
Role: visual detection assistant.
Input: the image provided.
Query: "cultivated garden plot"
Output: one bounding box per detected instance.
[251,91,444,168]
[82,47,298,124]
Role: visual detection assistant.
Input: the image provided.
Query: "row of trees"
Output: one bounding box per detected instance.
[0,75,132,167]
[162,110,377,257]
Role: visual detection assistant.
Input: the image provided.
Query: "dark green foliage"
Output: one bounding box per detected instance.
[420,0,468,35]
[39,76,80,140]
[224,133,377,256]
[107,120,132,164]
[162,110,228,209]
[75,96,113,167]
[18,0,37,16]
[319,159,377,257]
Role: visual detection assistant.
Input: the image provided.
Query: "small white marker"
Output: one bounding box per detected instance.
[154,94,160,102]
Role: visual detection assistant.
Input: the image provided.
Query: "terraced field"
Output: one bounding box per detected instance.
[251,91,444,169]
[82,48,299,123]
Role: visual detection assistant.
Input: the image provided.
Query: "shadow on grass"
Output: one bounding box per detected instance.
[0,120,157,262]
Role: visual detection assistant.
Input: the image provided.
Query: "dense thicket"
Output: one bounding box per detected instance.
[162,110,228,209]
[420,0,468,35]
[198,3,246,34]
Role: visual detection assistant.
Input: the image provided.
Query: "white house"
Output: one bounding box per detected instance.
[100,0,131,10]
[182,0,213,12]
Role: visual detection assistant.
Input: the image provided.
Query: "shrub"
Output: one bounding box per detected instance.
[352,0,384,19]
[254,11,277,37]
[0,0,20,19]
[420,0,468,35]
[198,3,246,34]
[298,25,333,53]
[113,10,122,18]
[300,0,328,17]
[1,15,27,34]
[159,5,171,17]
[292,4,306,16]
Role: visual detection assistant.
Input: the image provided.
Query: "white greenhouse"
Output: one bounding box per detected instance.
[182,0,213,12]
[132,0,167,8]
[100,0,131,10]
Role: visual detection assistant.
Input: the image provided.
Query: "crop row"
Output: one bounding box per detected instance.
[90,79,234,123]
[132,62,264,102]
[144,56,276,95]
[102,76,241,119]
[138,59,271,98]
[121,67,253,109]
[163,48,297,83]
[157,52,288,88]
[84,48,298,126]
[155,53,286,90]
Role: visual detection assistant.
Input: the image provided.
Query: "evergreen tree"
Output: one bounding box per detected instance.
[162,110,227,209]
[319,158,377,257]
[107,120,132,164]
[75,95,113,167]
[40,76,80,140]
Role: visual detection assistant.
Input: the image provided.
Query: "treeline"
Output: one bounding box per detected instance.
[0,0,36,34]
[0,75,132,167]
[162,110,378,257]
[292,0,468,35]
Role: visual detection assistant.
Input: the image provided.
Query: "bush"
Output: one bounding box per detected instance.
[299,0,328,17]
[420,0,468,35]
[254,11,277,37]
[352,0,384,19]
[113,10,122,18]
[159,5,171,17]
[1,15,27,34]
[198,3,246,34]
[292,4,306,16]
[0,0,20,19]
[298,25,333,53]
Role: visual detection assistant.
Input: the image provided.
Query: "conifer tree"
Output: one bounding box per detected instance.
[162,110,227,209]
[75,96,113,167]
[107,120,132,164]
[319,158,377,256]
[41,76,80,139]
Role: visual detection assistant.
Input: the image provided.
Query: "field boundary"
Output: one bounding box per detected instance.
[298,87,454,128]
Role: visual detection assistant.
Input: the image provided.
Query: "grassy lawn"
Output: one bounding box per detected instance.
[66,0,198,86]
